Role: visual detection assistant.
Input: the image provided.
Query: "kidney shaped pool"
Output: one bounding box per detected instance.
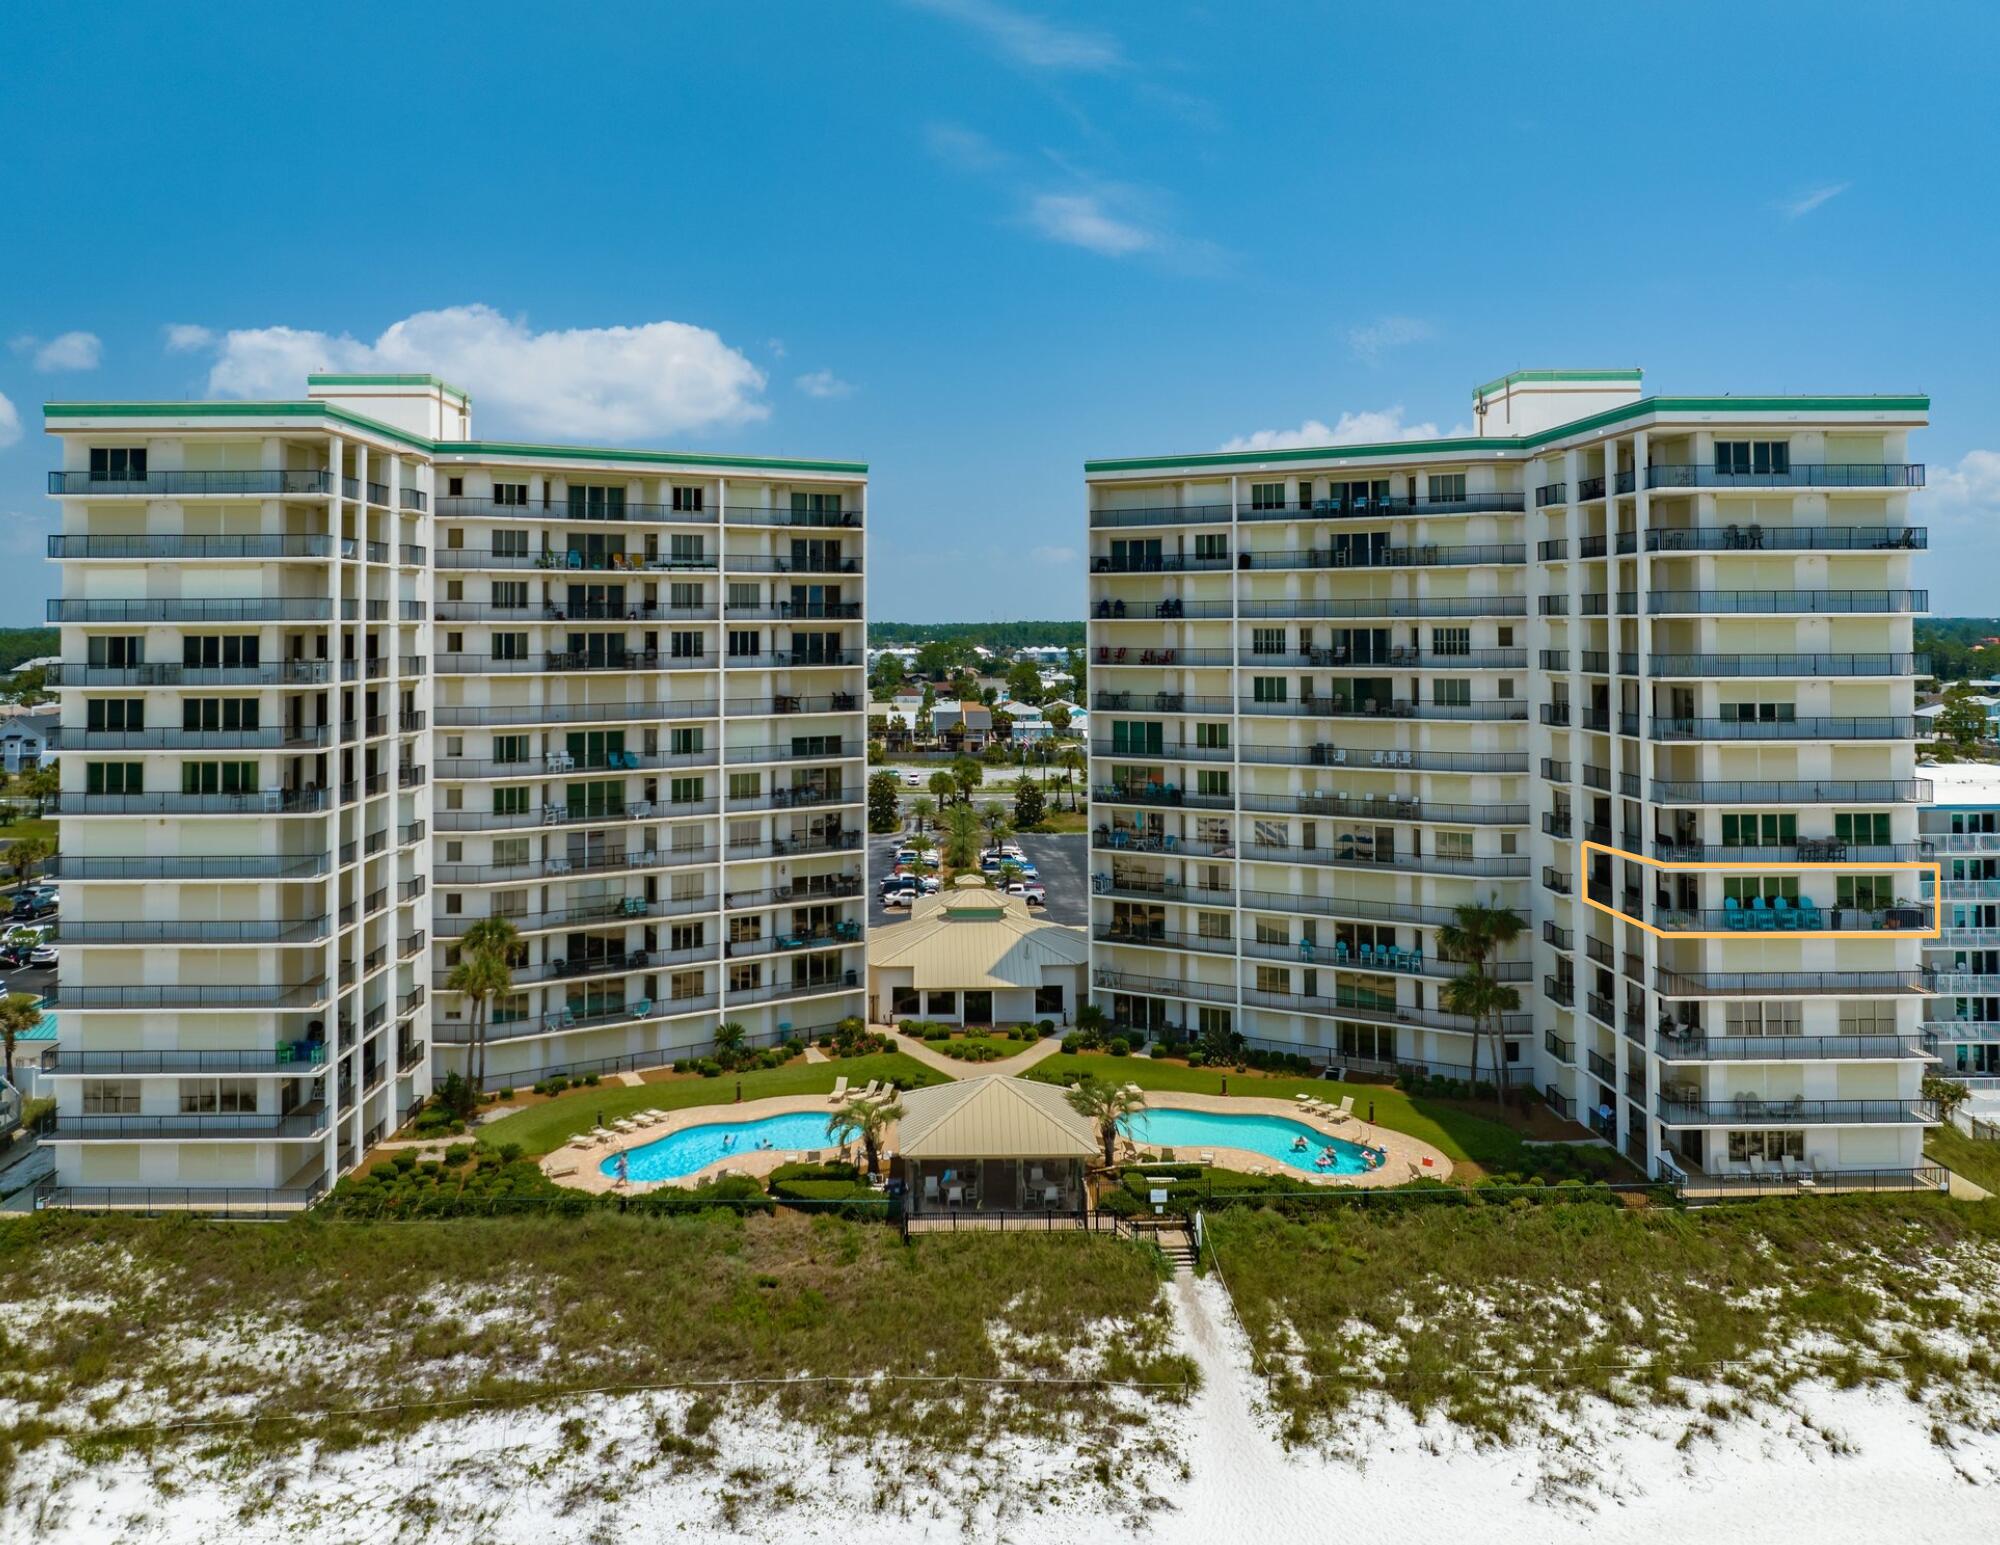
[1120,1107,1376,1175]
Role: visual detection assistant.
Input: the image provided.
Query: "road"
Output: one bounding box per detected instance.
[868,830,1088,931]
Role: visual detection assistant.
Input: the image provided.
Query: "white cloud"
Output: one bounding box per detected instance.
[766,338,787,359]
[206,304,768,439]
[909,0,1123,72]
[1220,406,1459,453]
[0,391,19,448]
[1026,192,1152,256]
[163,323,216,353]
[1030,545,1077,566]
[924,121,1012,173]
[1778,181,1851,218]
[1348,315,1435,363]
[794,369,854,400]
[1928,449,2000,527]
[14,330,102,371]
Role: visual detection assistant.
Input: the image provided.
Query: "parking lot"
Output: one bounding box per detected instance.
[868,831,1088,930]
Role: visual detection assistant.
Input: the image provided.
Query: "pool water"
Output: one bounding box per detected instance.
[605,1110,845,1183]
[1120,1108,1374,1175]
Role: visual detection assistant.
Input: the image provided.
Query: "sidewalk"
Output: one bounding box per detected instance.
[884,1029,1066,1082]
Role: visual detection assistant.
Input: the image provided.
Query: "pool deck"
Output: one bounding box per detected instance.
[539,1093,860,1195]
[1127,1092,1453,1187]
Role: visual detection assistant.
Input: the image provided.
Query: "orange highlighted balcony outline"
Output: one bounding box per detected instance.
[1578,840,1941,939]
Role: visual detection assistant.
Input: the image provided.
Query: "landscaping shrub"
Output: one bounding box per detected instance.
[442,1143,474,1166]
[1036,1019,1055,1037]
[1107,1037,1130,1057]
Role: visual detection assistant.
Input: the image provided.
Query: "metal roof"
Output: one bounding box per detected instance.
[896,1075,1098,1159]
[867,889,1087,990]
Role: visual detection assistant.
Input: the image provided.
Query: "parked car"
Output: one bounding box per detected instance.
[882,889,910,909]
[28,943,57,967]
[904,771,923,788]
[10,890,57,920]
[921,874,941,894]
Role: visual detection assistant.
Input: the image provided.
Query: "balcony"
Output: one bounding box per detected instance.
[1535,482,1566,507]
[62,980,329,1011]
[1643,463,1924,491]
[1239,793,1526,826]
[54,916,329,945]
[1239,840,1527,879]
[437,799,708,834]
[1655,968,1934,997]
[723,600,863,620]
[51,725,333,752]
[1091,598,1233,621]
[49,659,335,687]
[1656,1095,1937,1126]
[1646,590,1926,616]
[52,788,331,817]
[434,495,715,525]
[1649,716,1919,742]
[433,600,716,622]
[48,534,340,560]
[1576,475,1607,501]
[1656,1033,1933,1063]
[730,971,861,1007]
[48,468,335,497]
[436,847,716,886]
[1090,966,1235,1007]
[1544,977,1576,1009]
[1643,525,1926,554]
[1241,985,1530,1039]
[1650,903,1930,934]
[52,1106,333,1141]
[1093,925,1236,958]
[723,653,865,671]
[723,742,860,766]
[433,699,718,729]
[48,598,334,624]
[1089,503,1233,529]
[1091,872,1236,908]
[734,692,862,715]
[437,747,719,780]
[1238,695,1527,723]
[1239,492,1527,521]
[1650,778,1930,806]
[1240,542,1525,571]
[1647,653,1929,679]
[1092,783,1233,813]
[722,553,862,575]
[48,853,329,881]
[1235,596,1528,621]
[45,1045,332,1075]
[1223,743,1530,777]
[1234,886,1459,929]
[724,504,861,529]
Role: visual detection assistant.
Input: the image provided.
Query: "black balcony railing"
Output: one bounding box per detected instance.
[1649,589,1926,615]
[49,469,335,496]
[1651,779,1930,806]
[1646,652,1929,679]
[1644,524,1926,553]
[1656,1096,1937,1126]
[1644,462,1924,490]
[1649,716,1919,742]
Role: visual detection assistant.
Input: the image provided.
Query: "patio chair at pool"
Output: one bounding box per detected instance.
[1200,1151,1215,1165]
[567,1134,594,1149]
[613,1119,638,1133]
[828,1076,849,1103]
[590,1127,614,1140]
[924,1174,941,1204]
[1328,1095,1355,1125]
[859,1079,882,1099]
[1293,1092,1312,1105]
[784,1152,801,1164]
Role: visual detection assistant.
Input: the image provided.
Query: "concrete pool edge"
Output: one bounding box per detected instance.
[540,1093,861,1196]
[1124,1093,1454,1188]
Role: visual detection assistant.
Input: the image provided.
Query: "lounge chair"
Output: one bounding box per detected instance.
[784,1153,801,1164]
[828,1076,849,1103]
[859,1079,881,1100]
[568,1134,595,1149]
[1200,1151,1216,1165]
[546,1164,577,1180]
[1329,1095,1355,1125]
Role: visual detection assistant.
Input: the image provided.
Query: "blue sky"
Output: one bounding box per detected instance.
[1,0,1995,623]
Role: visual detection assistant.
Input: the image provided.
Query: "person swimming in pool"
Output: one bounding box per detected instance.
[615,1151,630,1186]
[1291,1134,1309,1151]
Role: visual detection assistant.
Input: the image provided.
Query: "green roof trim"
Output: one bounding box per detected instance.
[1472,367,1643,399]
[1084,394,1931,475]
[42,401,865,475]
[308,372,472,403]
[437,439,866,475]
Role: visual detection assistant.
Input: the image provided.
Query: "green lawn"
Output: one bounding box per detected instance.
[1025,1052,1585,1180]
[476,1051,947,1157]
[1927,1122,2000,1195]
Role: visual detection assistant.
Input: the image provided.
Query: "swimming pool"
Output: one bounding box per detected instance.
[1120,1108,1375,1175]
[605,1110,844,1183]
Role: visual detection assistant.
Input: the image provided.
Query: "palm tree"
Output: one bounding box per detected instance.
[714,1019,748,1068]
[1437,897,1525,1102]
[978,800,1013,856]
[1065,1075,1146,1168]
[0,991,41,1087]
[944,803,982,870]
[909,794,937,838]
[950,756,981,805]
[451,916,520,1093]
[5,834,52,897]
[1059,746,1086,811]
[828,1091,905,1177]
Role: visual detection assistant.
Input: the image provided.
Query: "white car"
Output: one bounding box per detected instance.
[904,772,923,788]
[882,889,910,908]
[28,943,58,967]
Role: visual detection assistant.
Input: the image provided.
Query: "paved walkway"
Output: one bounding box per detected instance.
[885,1029,1067,1081]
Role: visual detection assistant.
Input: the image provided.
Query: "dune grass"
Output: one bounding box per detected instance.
[477,1052,946,1158]
[1025,1052,1578,1180]
[1926,1122,2000,1195]
[1208,1195,2000,1447]
[0,1209,1193,1501]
